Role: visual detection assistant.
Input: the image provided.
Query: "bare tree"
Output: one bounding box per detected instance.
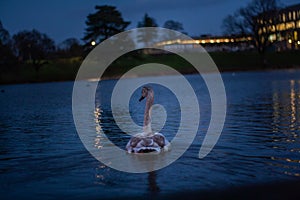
[13,29,55,73]
[222,0,281,59]
[222,13,246,35]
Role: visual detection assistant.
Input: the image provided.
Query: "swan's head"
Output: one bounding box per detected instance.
[139,86,152,102]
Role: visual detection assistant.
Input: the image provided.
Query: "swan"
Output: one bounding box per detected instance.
[126,86,170,153]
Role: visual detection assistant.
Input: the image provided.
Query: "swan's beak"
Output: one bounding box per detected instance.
[139,96,145,102]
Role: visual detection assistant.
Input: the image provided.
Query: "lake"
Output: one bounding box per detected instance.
[0,69,300,199]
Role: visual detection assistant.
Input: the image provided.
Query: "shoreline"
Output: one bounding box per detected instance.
[1,51,300,85]
[0,65,299,86]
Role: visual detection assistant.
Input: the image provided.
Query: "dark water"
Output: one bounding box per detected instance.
[1,69,300,199]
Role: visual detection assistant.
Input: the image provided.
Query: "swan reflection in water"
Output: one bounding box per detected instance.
[126,86,171,153]
[94,164,160,193]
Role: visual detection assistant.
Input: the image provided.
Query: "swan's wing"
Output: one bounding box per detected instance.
[154,132,171,151]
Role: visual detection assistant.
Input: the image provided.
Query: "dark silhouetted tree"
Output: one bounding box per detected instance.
[0,21,10,46]
[137,13,159,47]
[137,13,158,28]
[13,29,55,73]
[83,5,130,44]
[0,20,15,66]
[163,20,184,32]
[58,38,83,57]
[0,20,16,84]
[163,20,187,39]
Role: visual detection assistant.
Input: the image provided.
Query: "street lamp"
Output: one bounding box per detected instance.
[91,41,96,46]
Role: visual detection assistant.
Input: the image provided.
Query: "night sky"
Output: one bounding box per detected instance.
[0,0,299,43]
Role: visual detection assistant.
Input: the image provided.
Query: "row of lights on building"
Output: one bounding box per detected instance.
[156,37,252,47]
[90,38,300,46]
[288,38,300,45]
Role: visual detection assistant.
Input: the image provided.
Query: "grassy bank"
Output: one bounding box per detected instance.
[0,51,300,84]
[210,51,300,71]
[0,57,82,84]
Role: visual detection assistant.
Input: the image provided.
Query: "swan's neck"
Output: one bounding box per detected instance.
[143,90,154,135]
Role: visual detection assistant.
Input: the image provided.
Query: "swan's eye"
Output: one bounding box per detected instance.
[142,88,148,96]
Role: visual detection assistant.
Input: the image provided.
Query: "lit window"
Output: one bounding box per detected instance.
[271,25,276,32]
[286,22,295,29]
[277,23,286,31]
[269,34,276,42]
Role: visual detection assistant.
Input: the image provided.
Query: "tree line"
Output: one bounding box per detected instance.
[0,21,84,73]
[0,5,186,74]
[0,0,287,77]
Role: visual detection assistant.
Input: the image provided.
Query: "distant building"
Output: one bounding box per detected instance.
[156,3,300,53]
[257,3,300,51]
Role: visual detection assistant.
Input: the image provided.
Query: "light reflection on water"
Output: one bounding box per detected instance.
[269,79,300,177]
[0,70,300,199]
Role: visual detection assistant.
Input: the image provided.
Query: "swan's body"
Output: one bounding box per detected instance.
[126,132,170,153]
[126,86,170,153]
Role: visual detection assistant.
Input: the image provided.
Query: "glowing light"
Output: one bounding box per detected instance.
[288,39,292,44]
[297,41,300,45]
[91,41,96,46]
[269,34,276,42]
[290,80,296,126]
